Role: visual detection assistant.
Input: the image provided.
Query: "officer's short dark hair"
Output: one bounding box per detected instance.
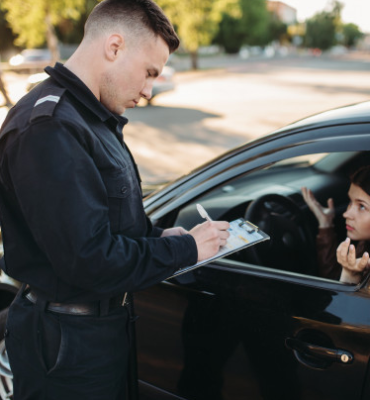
[84,0,180,53]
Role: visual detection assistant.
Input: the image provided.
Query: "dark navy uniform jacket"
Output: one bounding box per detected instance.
[0,63,197,303]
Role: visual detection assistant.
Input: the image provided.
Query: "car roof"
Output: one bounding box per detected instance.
[274,101,370,134]
[144,101,370,210]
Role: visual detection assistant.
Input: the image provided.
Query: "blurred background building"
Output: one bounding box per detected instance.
[267,1,297,25]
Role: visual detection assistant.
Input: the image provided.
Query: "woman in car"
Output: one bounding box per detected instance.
[302,165,370,284]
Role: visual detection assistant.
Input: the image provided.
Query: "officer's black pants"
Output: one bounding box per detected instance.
[5,292,130,400]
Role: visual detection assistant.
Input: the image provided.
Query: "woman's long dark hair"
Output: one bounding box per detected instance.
[349,165,370,254]
[350,165,370,196]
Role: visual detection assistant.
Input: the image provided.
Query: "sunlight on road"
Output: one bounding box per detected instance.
[156,63,370,139]
[124,122,227,183]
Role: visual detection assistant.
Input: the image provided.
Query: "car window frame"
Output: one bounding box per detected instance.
[149,124,370,291]
[148,126,370,217]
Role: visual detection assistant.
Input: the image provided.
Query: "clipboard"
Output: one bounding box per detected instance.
[168,218,270,279]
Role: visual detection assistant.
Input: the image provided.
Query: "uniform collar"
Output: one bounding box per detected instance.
[45,63,129,132]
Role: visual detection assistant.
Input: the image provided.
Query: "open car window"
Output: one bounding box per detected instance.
[174,150,370,286]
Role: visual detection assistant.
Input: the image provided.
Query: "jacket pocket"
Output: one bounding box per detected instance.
[101,169,138,234]
[104,172,131,200]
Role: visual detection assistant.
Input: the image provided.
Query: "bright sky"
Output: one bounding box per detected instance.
[285,0,370,33]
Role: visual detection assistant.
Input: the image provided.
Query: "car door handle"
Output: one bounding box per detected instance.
[286,337,353,364]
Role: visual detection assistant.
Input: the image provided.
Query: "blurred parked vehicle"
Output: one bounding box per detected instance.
[9,49,52,73]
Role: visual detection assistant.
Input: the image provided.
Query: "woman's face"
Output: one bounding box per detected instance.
[343,183,370,241]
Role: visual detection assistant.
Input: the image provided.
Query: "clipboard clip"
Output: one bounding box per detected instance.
[238,219,259,233]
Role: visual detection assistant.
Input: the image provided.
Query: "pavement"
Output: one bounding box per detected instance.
[123,50,370,183]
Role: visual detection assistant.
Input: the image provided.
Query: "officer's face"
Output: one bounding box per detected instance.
[100,33,169,115]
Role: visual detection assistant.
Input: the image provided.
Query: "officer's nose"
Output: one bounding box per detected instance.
[141,82,153,101]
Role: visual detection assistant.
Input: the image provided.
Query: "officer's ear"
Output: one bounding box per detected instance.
[105,34,125,61]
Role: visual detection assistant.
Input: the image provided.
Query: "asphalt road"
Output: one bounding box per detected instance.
[1,51,370,184]
[123,51,370,184]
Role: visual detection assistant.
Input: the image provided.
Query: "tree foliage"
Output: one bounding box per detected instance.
[341,23,363,47]
[214,13,244,54]
[157,0,239,68]
[265,14,288,45]
[56,0,99,44]
[303,1,344,50]
[0,8,16,53]
[0,0,87,61]
[304,12,337,50]
[214,0,270,54]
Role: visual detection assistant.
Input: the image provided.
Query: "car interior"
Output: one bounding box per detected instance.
[173,150,370,283]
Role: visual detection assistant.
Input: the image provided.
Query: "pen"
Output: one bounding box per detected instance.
[196,203,213,222]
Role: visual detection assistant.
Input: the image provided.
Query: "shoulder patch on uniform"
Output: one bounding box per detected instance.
[30,87,66,123]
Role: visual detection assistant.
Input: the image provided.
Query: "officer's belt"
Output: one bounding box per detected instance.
[24,290,128,316]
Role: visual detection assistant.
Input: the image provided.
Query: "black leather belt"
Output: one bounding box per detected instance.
[24,290,128,316]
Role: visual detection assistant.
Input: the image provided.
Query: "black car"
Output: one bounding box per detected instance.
[1,101,370,399]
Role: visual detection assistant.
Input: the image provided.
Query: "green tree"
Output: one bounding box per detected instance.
[265,13,288,46]
[0,8,17,53]
[0,0,87,63]
[341,23,363,47]
[214,0,270,54]
[56,0,98,45]
[157,0,239,69]
[304,1,343,50]
[304,11,336,50]
[238,0,270,46]
[214,13,244,54]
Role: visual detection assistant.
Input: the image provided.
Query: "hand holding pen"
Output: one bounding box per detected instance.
[187,204,230,261]
[196,203,213,222]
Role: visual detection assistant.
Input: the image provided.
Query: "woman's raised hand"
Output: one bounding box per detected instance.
[301,187,335,228]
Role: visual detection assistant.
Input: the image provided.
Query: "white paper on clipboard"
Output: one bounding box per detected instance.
[168,218,270,279]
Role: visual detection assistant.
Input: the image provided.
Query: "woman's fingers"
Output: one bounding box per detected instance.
[302,187,321,214]
[327,197,335,212]
[337,238,351,265]
[357,252,370,272]
[347,244,357,266]
[337,238,369,274]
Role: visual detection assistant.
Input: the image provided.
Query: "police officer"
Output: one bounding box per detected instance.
[0,0,230,399]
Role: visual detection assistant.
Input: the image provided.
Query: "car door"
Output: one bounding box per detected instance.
[136,263,370,400]
[135,126,370,400]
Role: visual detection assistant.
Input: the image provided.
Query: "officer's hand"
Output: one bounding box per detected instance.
[189,221,230,261]
[161,227,188,237]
